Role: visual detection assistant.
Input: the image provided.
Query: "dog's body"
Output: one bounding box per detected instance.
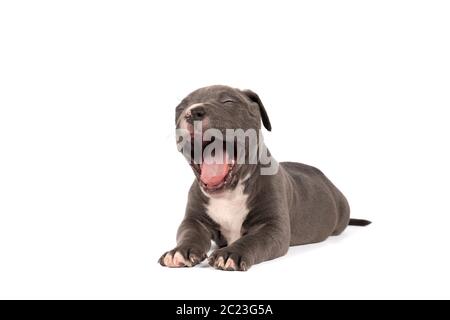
[159,85,370,271]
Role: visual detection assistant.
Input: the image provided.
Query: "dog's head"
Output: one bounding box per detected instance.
[175,85,272,195]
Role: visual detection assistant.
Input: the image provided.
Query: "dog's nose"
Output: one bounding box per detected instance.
[189,106,206,121]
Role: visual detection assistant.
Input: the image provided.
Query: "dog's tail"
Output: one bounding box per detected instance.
[348,218,372,227]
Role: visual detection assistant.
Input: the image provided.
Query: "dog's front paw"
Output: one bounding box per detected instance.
[158,247,206,268]
[208,248,251,271]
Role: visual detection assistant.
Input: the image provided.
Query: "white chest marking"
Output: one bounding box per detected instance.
[204,182,249,244]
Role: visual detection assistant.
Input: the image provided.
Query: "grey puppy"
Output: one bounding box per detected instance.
[159,85,370,271]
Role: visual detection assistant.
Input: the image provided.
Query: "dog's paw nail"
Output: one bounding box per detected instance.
[163,253,173,266]
[216,256,225,269]
[190,254,201,264]
[224,258,236,270]
[173,252,182,265]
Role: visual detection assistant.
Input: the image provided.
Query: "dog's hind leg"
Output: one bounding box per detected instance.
[332,197,351,236]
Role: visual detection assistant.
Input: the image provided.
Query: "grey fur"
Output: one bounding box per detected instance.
[159,85,369,271]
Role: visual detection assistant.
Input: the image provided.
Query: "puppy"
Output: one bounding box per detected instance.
[159,85,370,271]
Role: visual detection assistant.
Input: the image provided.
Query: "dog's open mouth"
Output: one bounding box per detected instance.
[190,139,236,193]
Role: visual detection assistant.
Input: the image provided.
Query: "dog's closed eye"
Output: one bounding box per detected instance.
[221,99,235,105]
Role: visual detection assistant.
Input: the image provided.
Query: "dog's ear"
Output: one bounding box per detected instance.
[241,89,272,131]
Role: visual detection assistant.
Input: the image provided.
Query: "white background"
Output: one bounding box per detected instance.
[1,1,449,299]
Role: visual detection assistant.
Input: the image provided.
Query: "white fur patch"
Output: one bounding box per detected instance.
[204,181,249,244]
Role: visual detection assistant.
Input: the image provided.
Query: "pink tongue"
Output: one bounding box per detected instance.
[200,153,230,187]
